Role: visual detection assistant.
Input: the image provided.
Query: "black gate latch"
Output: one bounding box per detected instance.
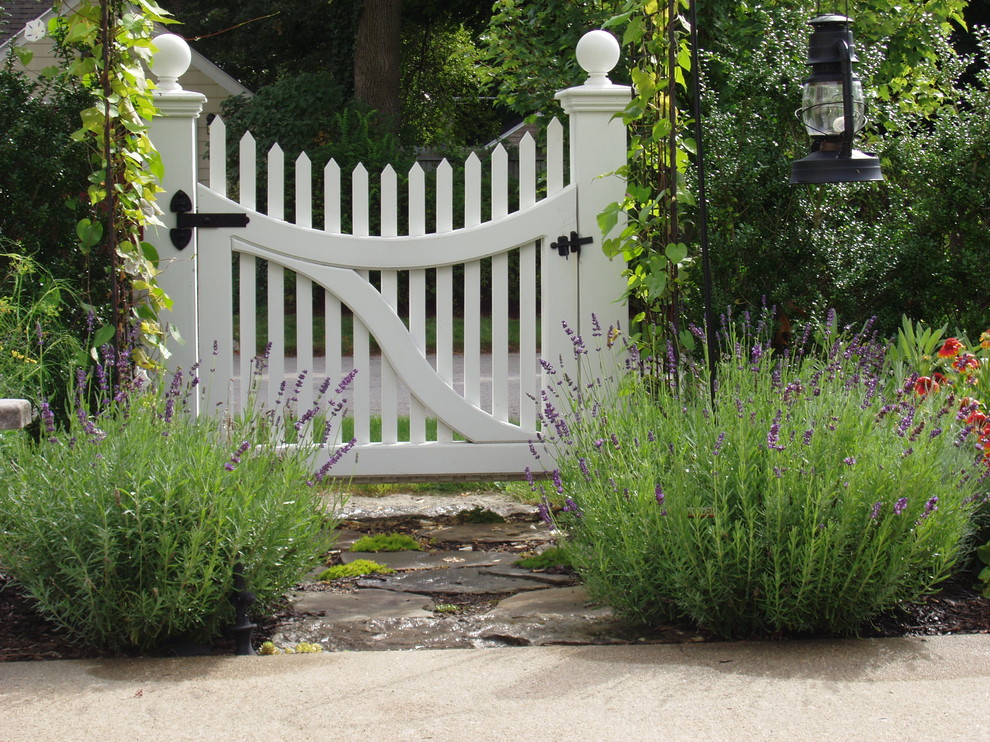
[551,231,592,259]
[169,189,250,250]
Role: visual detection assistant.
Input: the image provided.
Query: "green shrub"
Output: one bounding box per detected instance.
[349,533,422,552]
[317,559,395,580]
[0,360,347,653]
[0,250,84,407]
[537,310,986,638]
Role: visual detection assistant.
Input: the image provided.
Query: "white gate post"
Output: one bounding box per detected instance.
[146,34,206,379]
[554,30,630,366]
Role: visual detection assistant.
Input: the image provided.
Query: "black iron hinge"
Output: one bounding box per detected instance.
[551,231,592,259]
[169,190,250,250]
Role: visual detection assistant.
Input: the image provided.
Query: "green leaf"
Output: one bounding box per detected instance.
[14,47,34,67]
[76,218,104,251]
[665,242,688,264]
[92,325,115,349]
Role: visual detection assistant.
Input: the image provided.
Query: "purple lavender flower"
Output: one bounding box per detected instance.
[843,456,857,466]
[921,496,938,519]
[335,368,358,396]
[537,497,553,526]
[802,428,814,446]
[578,457,591,480]
[562,497,581,516]
[309,437,358,484]
[655,484,665,507]
[893,497,908,515]
[647,430,655,443]
[870,501,882,520]
[713,432,726,457]
[593,438,605,450]
[528,441,541,460]
[524,466,536,491]
[766,410,785,451]
[552,469,564,495]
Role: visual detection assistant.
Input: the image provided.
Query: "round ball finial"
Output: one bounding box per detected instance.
[151,34,192,92]
[576,30,620,87]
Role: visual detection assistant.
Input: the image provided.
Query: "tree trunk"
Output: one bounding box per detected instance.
[353,0,403,131]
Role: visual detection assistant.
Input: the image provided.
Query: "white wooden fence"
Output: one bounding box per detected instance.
[147,31,630,481]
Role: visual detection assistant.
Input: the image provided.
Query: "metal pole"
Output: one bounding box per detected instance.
[688,0,718,402]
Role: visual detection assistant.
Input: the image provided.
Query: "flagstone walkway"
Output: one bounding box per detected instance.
[268,494,699,651]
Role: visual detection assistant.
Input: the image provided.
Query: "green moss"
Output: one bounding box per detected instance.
[455,506,506,524]
[514,547,572,571]
[349,533,422,552]
[316,559,395,580]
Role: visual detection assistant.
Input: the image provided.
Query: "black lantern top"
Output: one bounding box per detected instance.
[790,14,884,184]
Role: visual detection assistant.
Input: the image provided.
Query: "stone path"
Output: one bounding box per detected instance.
[268,494,693,651]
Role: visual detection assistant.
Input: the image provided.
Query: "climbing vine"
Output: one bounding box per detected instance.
[42,0,173,367]
[597,0,695,352]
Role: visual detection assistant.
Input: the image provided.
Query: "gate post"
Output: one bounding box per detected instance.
[554,30,630,367]
[146,34,206,380]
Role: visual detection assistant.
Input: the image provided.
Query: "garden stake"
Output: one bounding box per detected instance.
[230,562,257,655]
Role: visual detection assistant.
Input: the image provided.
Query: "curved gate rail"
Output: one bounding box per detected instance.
[148,32,630,481]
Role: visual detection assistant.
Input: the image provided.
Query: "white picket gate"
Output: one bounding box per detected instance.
[148,31,630,480]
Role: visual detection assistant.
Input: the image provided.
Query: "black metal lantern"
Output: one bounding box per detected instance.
[790,14,883,184]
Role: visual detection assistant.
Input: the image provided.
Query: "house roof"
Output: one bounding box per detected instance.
[0,0,49,47]
[0,0,251,97]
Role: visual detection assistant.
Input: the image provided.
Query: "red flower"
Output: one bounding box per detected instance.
[952,353,980,373]
[967,410,988,428]
[938,337,964,358]
[914,376,940,396]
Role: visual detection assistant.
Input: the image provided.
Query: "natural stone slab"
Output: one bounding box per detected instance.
[0,399,32,431]
[341,550,514,571]
[334,493,539,521]
[289,588,434,622]
[329,529,366,550]
[355,566,551,595]
[481,565,579,587]
[417,522,553,544]
[489,586,611,620]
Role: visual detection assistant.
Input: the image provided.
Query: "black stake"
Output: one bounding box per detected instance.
[230,562,257,656]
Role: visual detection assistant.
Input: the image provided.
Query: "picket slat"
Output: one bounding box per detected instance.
[324,159,341,233]
[491,146,510,421]
[380,165,399,444]
[239,131,256,210]
[295,152,312,228]
[265,145,285,408]
[238,253,255,408]
[408,163,427,442]
[463,154,482,409]
[352,164,371,443]
[209,117,226,197]
[547,117,564,195]
[435,160,454,442]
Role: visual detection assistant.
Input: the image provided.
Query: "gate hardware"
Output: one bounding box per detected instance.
[169,189,250,250]
[551,231,592,259]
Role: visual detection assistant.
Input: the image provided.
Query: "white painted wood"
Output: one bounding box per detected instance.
[491,145,509,421]
[265,145,286,409]
[324,159,341,233]
[435,159,454,442]
[380,165,399,444]
[151,37,636,481]
[209,116,226,197]
[239,131,256,210]
[407,163,427,443]
[307,441,550,480]
[267,144,284,220]
[233,238,531,443]
[547,118,564,195]
[238,253,256,408]
[518,133,538,428]
[295,152,312,228]
[519,242,537,430]
[351,164,371,443]
[464,154,482,409]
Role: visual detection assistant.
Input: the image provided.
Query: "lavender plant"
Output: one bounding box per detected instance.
[537,310,988,638]
[0,350,352,653]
